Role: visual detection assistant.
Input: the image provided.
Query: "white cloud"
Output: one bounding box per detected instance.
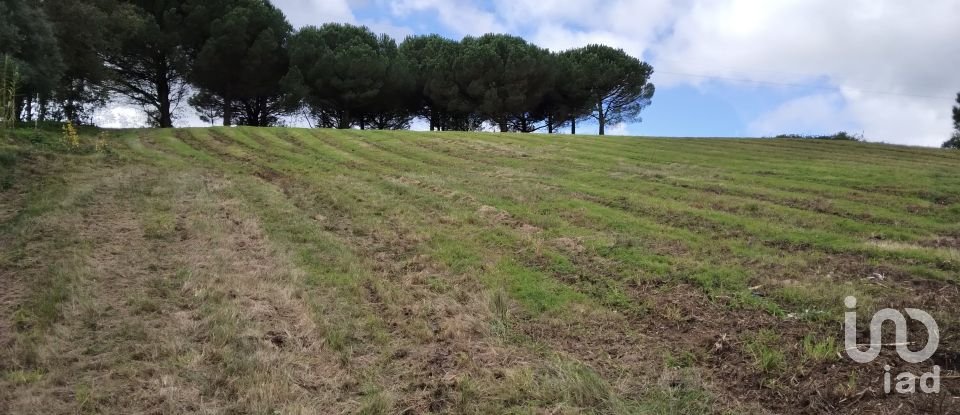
[493,0,680,57]
[391,0,505,36]
[605,122,631,136]
[652,0,960,146]
[364,19,415,40]
[271,0,356,28]
[843,93,949,147]
[747,93,857,137]
[409,118,430,132]
[271,0,418,40]
[528,24,641,56]
[94,106,149,129]
[437,0,960,146]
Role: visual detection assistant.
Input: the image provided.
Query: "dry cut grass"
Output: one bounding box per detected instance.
[2,126,960,414]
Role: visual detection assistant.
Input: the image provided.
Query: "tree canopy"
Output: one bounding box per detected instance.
[399,35,476,131]
[944,93,960,149]
[0,0,64,118]
[454,34,554,132]
[98,0,191,128]
[188,0,293,126]
[541,51,593,134]
[41,0,111,123]
[564,45,655,135]
[2,0,657,134]
[285,24,394,129]
[358,35,416,130]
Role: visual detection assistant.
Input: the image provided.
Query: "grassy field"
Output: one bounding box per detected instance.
[1,126,959,414]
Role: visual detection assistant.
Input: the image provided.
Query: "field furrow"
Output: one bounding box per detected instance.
[2,127,958,414]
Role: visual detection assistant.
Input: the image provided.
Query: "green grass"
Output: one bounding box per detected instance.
[745,329,787,375]
[802,334,839,363]
[491,259,585,314]
[3,125,959,413]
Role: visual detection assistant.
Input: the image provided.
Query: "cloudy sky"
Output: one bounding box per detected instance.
[100,0,960,147]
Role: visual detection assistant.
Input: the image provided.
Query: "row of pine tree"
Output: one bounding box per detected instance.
[1,0,654,134]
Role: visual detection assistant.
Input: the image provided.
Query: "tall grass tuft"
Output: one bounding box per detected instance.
[62,121,81,149]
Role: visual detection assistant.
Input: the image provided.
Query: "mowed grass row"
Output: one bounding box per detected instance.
[130,128,722,412]
[142,127,960,335]
[4,129,690,413]
[157,128,960,298]
[139,129,960,403]
[4,126,959,413]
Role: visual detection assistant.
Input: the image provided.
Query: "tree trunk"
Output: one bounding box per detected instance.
[499,116,508,133]
[157,74,173,128]
[248,99,259,127]
[359,116,366,130]
[64,101,77,124]
[598,108,605,136]
[429,108,436,131]
[158,95,173,128]
[155,58,174,128]
[242,100,257,127]
[570,118,576,135]
[222,97,232,127]
[255,98,267,126]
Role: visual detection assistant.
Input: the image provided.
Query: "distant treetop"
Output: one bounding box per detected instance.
[775,132,863,142]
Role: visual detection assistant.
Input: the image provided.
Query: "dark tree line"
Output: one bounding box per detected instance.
[944,93,960,149]
[2,0,655,135]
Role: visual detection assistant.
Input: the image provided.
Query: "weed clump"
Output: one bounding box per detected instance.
[744,329,786,374]
[62,121,80,149]
[802,334,838,363]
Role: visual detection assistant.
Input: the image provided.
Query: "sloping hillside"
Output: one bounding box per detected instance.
[2,127,959,414]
